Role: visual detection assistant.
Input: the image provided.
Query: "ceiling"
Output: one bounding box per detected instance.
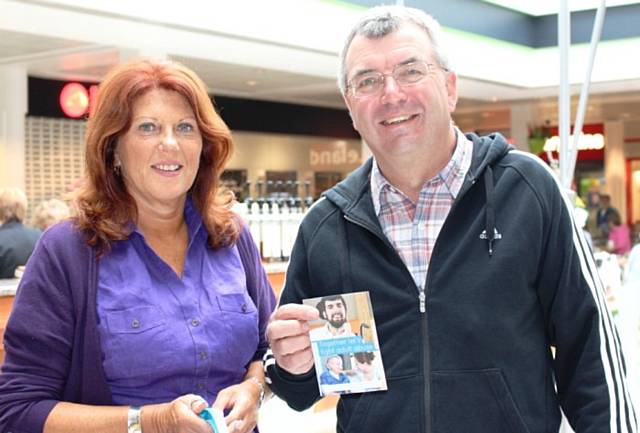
[482,0,640,16]
[2,0,640,129]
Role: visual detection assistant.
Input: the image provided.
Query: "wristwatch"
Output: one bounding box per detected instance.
[127,406,142,433]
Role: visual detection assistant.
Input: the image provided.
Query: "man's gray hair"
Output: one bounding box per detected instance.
[338,5,451,95]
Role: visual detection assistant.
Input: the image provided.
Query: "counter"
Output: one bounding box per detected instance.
[263,261,288,297]
[0,278,18,297]
[0,279,18,363]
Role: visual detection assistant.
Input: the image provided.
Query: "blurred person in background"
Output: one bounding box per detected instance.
[0,187,41,278]
[32,198,71,231]
[607,212,631,255]
[0,59,275,433]
[264,5,637,433]
[596,193,620,242]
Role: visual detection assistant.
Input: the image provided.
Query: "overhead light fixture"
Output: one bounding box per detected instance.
[245,80,258,87]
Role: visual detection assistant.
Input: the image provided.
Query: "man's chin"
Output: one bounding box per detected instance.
[329,320,346,329]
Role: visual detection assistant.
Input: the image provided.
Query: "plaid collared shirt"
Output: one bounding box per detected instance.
[371,129,473,291]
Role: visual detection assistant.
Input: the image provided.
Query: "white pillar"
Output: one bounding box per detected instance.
[0,65,27,189]
[509,103,535,152]
[604,120,626,221]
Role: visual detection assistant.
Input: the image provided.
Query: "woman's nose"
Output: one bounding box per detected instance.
[159,130,179,151]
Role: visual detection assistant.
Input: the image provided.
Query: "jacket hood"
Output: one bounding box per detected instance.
[325,132,511,209]
[323,132,512,256]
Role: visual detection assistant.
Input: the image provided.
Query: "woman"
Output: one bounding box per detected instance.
[32,198,71,230]
[351,352,379,382]
[0,187,41,278]
[0,59,275,433]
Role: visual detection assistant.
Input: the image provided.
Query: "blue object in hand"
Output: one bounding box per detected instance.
[199,408,228,433]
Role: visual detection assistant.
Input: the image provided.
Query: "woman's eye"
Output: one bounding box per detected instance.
[137,122,156,133]
[177,122,195,134]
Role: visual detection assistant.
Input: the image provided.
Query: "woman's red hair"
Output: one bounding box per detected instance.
[73,59,239,254]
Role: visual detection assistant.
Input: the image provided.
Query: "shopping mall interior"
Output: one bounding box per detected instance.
[0,1,639,432]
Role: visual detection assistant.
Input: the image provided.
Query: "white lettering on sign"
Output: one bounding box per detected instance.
[310,146,360,167]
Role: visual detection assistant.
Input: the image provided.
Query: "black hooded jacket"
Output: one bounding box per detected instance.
[266,133,637,433]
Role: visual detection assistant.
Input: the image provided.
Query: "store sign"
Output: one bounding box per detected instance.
[543,133,605,152]
[59,82,98,118]
[310,141,360,169]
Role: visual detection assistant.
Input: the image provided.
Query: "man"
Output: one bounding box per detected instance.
[596,193,620,240]
[264,5,637,433]
[0,187,41,278]
[319,355,350,385]
[310,295,354,339]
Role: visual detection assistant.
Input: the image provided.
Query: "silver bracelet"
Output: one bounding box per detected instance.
[246,376,265,408]
[127,406,142,433]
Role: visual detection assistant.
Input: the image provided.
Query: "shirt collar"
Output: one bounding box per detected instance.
[370,127,473,215]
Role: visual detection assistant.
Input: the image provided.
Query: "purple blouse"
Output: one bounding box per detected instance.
[97,200,273,405]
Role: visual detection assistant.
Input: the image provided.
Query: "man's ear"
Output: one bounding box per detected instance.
[445,70,458,113]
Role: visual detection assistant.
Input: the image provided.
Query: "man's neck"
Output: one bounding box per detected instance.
[376,126,458,203]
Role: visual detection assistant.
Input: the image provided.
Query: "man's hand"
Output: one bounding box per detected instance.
[265,304,319,375]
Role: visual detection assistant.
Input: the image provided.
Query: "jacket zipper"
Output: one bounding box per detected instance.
[421,294,431,433]
[418,285,426,313]
[343,213,431,433]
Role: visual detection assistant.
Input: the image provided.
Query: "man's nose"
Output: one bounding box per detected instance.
[380,76,407,104]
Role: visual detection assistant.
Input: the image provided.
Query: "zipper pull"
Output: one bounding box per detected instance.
[418,286,426,314]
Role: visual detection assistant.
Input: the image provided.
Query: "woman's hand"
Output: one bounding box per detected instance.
[212,379,262,433]
[143,394,211,433]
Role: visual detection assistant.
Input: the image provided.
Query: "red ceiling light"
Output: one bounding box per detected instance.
[59,82,89,118]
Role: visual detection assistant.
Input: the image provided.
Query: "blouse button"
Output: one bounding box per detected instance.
[241,303,248,313]
[131,319,140,329]
[191,318,200,327]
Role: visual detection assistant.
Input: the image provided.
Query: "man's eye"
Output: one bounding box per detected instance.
[403,68,425,77]
[356,76,379,90]
[138,122,156,133]
[177,122,195,134]
[398,66,427,82]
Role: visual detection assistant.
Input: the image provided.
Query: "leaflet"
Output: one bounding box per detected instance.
[303,291,387,396]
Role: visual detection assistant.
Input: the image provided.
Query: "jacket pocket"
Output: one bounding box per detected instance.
[337,376,422,433]
[431,369,530,433]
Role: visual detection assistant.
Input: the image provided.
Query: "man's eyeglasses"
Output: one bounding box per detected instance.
[346,61,446,98]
